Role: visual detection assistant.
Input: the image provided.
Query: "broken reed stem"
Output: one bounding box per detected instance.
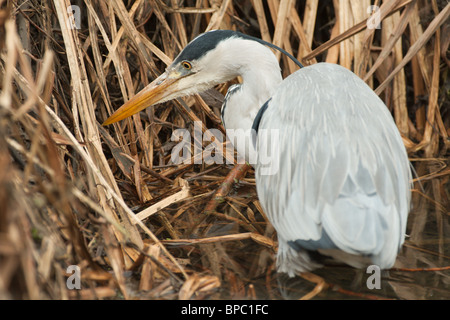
[328,284,395,300]
[203,163,252,214]
[390,266,450,272]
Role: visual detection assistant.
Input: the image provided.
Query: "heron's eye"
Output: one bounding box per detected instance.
[181,61,192,70]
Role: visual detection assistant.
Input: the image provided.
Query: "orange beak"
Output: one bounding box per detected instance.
[102,72,180,126]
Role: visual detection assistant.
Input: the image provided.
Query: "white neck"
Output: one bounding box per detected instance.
[218,38,282,131]
[213,38,282,163]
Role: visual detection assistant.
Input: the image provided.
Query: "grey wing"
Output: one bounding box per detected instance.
[255,63,411,269]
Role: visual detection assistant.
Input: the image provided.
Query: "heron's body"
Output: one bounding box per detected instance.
[254,63,411,275]
[104,30,411,277]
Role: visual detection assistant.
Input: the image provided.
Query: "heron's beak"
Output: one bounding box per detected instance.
[102,71,182,126]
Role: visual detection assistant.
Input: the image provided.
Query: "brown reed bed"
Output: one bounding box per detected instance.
[0,0,448,300]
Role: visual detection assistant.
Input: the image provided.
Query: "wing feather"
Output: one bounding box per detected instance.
[255,63,411,269]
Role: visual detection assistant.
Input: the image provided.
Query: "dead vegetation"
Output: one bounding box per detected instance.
[0,0,449,300]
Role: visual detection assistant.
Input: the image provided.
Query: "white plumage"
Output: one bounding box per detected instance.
[255,63,411,276]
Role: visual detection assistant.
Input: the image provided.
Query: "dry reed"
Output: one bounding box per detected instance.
[0,0,448,300]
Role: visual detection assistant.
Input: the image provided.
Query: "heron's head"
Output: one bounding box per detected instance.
[103,30,262,125]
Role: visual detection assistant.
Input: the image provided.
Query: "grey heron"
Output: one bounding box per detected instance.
[103,30,412,277]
